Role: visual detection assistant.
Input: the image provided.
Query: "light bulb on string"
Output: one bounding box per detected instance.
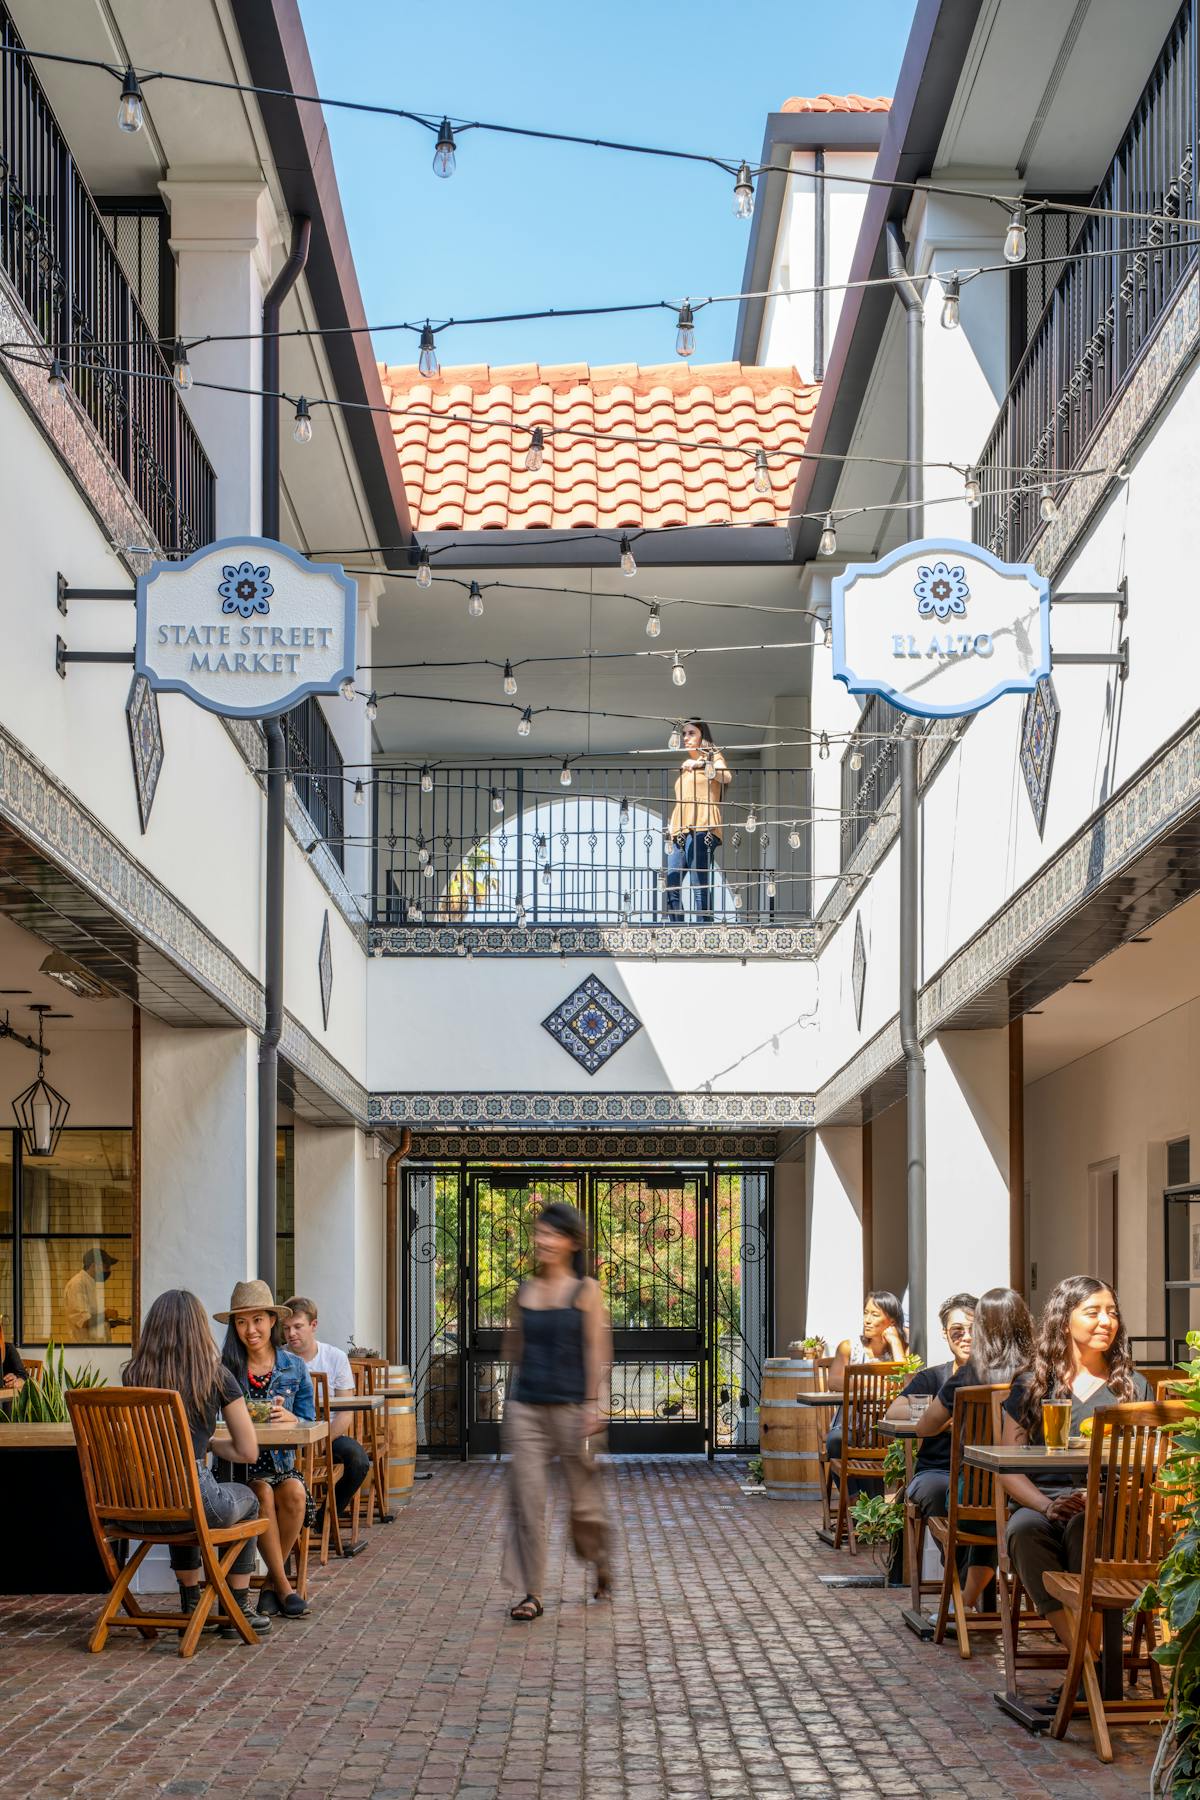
[559,760,572,788]
[818,512,838,557]
[704,755,715,779]
[421,858,434,881]
[419,764,433,794]
[410,902,424,922]
[503,660,518,696]
[541,862,552,887]
[645,603,661,638]
[675,301,695,357]
[415,547,432,588]
[619,796,630,823]
[524,426,544,472]
[416,838,429,866]
[940,275,961,330]
[515,901,526,927]
[432,117,456,178]
[753,448,771,495]
[292,396,313,444]
[47,357,66,395]
[670,653,687,688]
[418,323,439,378]
[745,806,758,835]
[767,877,776,900]
[339,677,356,701]
[788,823,801,851]
[1003,205,1027,265]
[467,581,484,618]
[733,161,754,219]
[668,724,682,752]
[818,731,831,761]
[517,706,532,737]
[964,467,982,508]
[849,736,863,772]
[822,618,833,650]
[353,779,365,806]
[491,787,505,815]
[366,692,378,722]
[171,340,193,391]
[619,534,637,578]
[117,67,144,133]
[1039,482,1059,523]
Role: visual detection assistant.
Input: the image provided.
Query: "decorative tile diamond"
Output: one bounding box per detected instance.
[318,909,333,1030]
[851,912,867,1031]
[541,974,641,1076]
[125,674,164,833]
[1019,675,1061,836]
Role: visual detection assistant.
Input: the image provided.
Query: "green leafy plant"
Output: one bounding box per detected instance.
[850,1491,904,1573]
[347,1338,380,1360]
[882,1437,908,1487]
[799,1336,827,1358]
[745,1455,764,1486]
[1145,1333,1200,1796]
[3,1342,105,1424]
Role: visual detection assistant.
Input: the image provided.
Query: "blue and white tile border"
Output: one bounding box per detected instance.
[369,921,817,959]
[371,1091,817,1129]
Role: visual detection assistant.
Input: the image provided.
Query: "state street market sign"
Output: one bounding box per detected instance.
[831,538,1050,719]
[135,536,356,718]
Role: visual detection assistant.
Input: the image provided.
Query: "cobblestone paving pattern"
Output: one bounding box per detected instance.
[0,1459,1159,1797]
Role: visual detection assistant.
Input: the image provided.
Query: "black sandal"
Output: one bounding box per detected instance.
[593,1569,612,1601]
[510,1595,543,1621]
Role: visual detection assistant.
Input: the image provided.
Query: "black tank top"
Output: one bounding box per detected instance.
[515,1282,586,1405]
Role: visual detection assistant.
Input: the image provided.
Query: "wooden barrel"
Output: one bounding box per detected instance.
[759,1356,822,1501]
[386,1372,416,1510]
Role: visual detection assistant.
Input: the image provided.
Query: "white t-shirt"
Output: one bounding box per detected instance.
[302,1339,355,1404]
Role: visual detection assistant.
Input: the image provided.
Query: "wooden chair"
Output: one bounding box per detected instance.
[928,1384,1007,1657]
[309,1370,345,1565]
[813,1356,837,1531]
[831,1363,904,1552]
[1155,1375,1184,1399]
[989,1391,1063,1701]
[23,1357,43,1381]
[67,1387,268,1658]
[1045,1400,1184,1762]
[350,1357,390,1530]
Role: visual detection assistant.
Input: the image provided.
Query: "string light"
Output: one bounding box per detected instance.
[503,660,518,696]
[788,823,801,850]
[818,513,838,556]
[619,796,630,822]
[645,603,661,638]
[819,731,831,761]
[171,340,193,391]
[491,786,505,815]
[1039,482,1059,523]
[420,764,434,793]
[733,161,754,220]
[416,547,433,588]
[620,534,637,578]
[117,67,144,134]
[849,736,863,772]
[821,618,833,649]
[745,806,758,834]
[559,759,573,787]
[753,448,771,495]
[47,357,66,394]
[1004,205,1028,265]
[670,653,687,688]
[515,901,526,926]
[675,302,695,357]
[467,581,484,617]
[766,876,776,900]
[541,862,552,886]
[353,778,365,806]
[964,467,982,508]
[339,676,356,701]
[366,692,378,722]
[417,837,430,865]
[432,117,457,178]
[410,902,424,922]
[292,396,313,444]
[524,426,544,471]
[418,323,439,378]
[668,724,682,751]
[517,706,532,736]
[940,275,960,329]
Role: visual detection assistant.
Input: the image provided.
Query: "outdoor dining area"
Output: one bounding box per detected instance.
[758,1280,1195,1774]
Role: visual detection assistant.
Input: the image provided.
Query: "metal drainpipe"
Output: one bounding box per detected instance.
[256,216,311,1289]
[885,222,928,1361]
[385,1129,414,1364]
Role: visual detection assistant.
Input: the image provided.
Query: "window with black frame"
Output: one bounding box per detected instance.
[4,1130,135,1347]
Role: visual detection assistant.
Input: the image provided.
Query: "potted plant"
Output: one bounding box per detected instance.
[1142,1332,1200,1794]
[850,1491,905,1576]
[2,1342,104,1424]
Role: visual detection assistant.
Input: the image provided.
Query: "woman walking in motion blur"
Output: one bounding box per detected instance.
[503,1200,612,1621]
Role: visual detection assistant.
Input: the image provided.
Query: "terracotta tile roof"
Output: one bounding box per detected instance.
[780,94,892,114]
[379,361,819,532]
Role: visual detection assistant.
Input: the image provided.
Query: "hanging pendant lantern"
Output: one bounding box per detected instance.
[13,1006,70,1157]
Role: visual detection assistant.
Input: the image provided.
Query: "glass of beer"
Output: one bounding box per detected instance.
[1042,1399,1072,1450]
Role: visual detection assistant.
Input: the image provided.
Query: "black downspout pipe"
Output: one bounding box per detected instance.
[885,222,927,1362]
[257,216,311,1290]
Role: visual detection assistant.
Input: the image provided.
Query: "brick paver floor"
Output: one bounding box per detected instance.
[0,1459,1163,1797]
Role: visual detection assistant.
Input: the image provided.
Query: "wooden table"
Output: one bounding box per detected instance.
[210,1420,329,1599]
[880,1416,948,1639]
[964,1443,1092,1476]
[794,1392,841,1407]
[329,1391,390,1526]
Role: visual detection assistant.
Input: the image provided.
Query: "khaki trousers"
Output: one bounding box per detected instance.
[503,1399,610,1597]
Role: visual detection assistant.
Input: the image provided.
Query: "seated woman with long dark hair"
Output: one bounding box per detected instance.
[999,1275,1149,1648]
[825,1292,909,1573]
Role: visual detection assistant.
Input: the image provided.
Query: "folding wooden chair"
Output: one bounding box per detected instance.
[1045,1400,1183,1762]
[989,1391,1062,1703]
[928,1384,1008,1657]
[350,1357,390,1530]
[309,1370,344,1564]
[831,1363,904,1552]
[23,1357,43,1381]
[67,1387,267,1658]
[814,1356,837,1531]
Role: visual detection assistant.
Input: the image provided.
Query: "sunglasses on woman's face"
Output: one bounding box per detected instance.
[946,1325,971,1342]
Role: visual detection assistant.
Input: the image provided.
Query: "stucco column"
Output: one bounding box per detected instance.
[803,1126,865,1349]
[922,1030,1010,1348]
[294,1122,383,1354]
[139,1018,258,1323]
[159,176,278,537]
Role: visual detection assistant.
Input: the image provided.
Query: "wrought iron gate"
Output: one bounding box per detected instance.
[404,1163,771,1456]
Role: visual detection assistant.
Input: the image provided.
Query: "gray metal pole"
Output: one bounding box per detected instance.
[886,224,928,1360]
[256,217,311,1289]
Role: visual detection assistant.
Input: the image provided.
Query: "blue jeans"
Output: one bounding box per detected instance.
[665,831,715,920]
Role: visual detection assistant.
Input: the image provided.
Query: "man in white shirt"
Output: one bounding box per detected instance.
[284,1296,371,1540]
[63,1248,119,1342]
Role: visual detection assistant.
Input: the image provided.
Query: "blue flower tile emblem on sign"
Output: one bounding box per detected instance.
[218,560,274,618]
[913,560,969,620]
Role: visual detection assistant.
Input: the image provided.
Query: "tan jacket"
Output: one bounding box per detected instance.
[668,752,731,841]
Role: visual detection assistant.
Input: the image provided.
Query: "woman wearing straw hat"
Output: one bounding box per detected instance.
[215,1280,315,1619]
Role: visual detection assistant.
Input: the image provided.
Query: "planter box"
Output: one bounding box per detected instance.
[0,1421,112,1594]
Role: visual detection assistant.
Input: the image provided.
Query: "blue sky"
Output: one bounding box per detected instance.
[298,1,917,371]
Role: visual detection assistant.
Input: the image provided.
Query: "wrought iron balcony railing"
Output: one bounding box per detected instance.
[0,4,215,552]
[283,696,346,871]
[840,695,903,869]
[975,0,1197,565]
[372,764,813,927]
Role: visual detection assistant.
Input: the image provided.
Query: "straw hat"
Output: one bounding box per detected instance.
[213,1279,292,1324]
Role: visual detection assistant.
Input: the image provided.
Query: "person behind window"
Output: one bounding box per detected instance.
[283,1295,372,1537]
[63,1247,121,1343]
[0,1315,26,1392]
[999,1275,1149,1650]
[664,719,731,923]
[216,1280,315,1619]
[123,1289,271,1641]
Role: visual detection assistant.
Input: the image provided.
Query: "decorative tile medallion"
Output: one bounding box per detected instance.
[851,912,867,1030]
[542,974,641,1075]
[318,910,333,1031]
[1019,676,1060,836]
[125,675,164,833]
[372,1092,816,1128]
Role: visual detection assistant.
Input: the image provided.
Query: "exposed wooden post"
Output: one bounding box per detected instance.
[1009,1018,1025,1295]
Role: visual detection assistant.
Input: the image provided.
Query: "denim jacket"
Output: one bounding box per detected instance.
[235,1345,315,1478]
